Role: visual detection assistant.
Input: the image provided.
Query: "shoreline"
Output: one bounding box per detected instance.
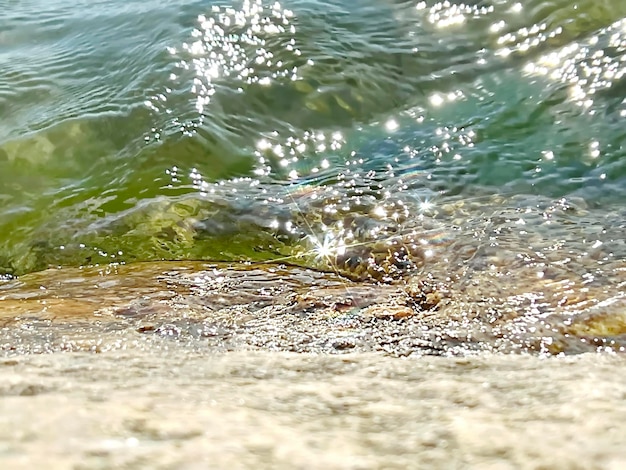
[1,261,625,468]
[2,261,625,356]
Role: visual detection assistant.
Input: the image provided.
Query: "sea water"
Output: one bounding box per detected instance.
[1,0,626,278]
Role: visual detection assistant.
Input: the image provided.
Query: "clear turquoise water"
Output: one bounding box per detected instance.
[1,0,626,278]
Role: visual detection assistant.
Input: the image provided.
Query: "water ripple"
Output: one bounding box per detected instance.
[1,0,626,287]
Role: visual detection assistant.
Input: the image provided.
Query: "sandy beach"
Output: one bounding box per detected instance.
[1,349,625,469]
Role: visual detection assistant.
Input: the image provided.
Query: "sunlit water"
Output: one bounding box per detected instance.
[1,0,626,352]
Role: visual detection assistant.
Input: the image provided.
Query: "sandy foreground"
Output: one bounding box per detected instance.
[0,350,624,470]
[1,262,625,469]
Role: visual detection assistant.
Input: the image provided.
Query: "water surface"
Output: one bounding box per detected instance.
[1,0,626,353]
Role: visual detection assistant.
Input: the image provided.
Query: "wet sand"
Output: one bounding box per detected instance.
[1,350,625,469]
[1,261,625,468]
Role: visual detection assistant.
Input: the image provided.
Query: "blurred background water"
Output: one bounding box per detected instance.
[1,0,626,280]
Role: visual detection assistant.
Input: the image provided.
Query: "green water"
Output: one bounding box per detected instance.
[1,0,626,278]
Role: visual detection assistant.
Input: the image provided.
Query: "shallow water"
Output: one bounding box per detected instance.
[1,0,626,354]
[0,260,624,355]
